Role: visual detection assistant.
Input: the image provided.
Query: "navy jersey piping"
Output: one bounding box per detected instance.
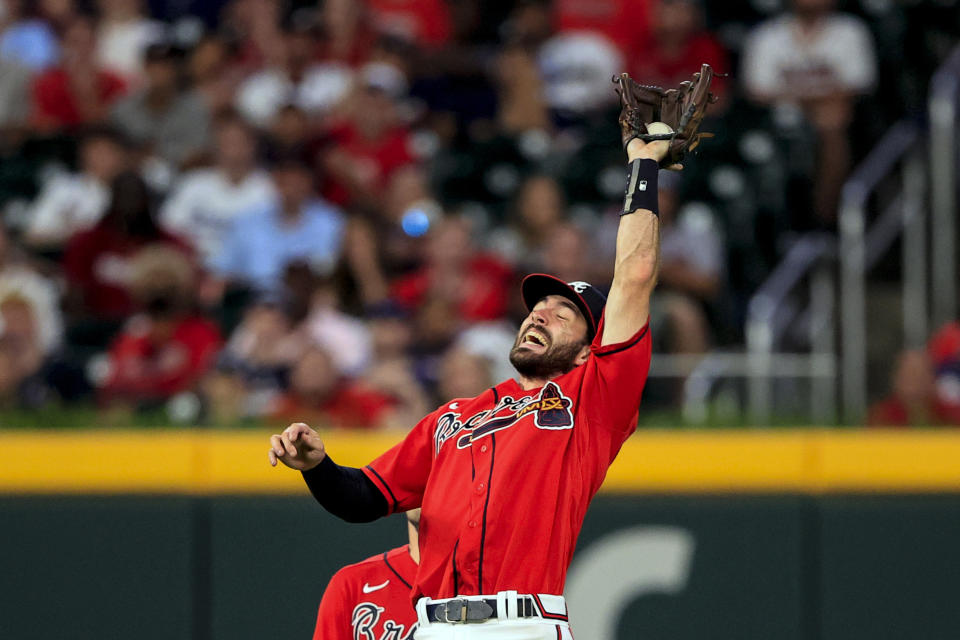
[365,465,399,512]
[382,550,413,590]
[593,325,649,357]
[452,539,460,595]
[477,433,496,593]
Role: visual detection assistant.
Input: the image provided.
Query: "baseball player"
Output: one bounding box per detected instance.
[313,509,421,640]
[270,70,716,638]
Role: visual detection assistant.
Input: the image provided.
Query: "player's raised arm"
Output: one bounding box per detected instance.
[602,69,717,346]
[600,136,668,346]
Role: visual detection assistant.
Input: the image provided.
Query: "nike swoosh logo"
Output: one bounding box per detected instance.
[449,402,459,409]
[362,580,389,593]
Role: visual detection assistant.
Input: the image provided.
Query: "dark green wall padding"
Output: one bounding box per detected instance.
[2,495,959,640]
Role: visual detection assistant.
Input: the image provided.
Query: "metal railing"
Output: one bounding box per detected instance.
[646,47,960,424]
[838,121,924,421]
[928,44,960,329]
[744,233,837,423]
[643,233,838,425]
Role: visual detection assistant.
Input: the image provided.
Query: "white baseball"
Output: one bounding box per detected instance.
[646,122,673,135]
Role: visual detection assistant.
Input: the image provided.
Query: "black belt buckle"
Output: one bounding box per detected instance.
[436,598,494,624]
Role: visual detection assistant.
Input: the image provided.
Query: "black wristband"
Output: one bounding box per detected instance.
[622,158,659,217]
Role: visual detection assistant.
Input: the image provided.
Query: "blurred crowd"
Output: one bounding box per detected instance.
[0,0,954,426]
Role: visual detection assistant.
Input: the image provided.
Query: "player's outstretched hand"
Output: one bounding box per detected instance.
[626,127,682,171]
[268,422,327,471]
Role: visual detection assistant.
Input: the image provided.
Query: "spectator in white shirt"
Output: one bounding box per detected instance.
[160,111,276,263]
[95,0,166,84]
[235,23,353,128]
[742,0,877,225]
[24,127,128,250]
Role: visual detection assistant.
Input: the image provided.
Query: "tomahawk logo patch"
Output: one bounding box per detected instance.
[433,382,575,452]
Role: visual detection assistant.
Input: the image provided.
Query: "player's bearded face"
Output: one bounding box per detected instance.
[509,322,587,379]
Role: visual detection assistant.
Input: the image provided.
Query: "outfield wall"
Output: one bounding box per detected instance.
[2,430,959,640]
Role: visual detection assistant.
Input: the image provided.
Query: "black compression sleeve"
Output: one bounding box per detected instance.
[301,456,389,523]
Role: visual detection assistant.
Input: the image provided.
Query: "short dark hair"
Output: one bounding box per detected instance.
[144,42,184,65]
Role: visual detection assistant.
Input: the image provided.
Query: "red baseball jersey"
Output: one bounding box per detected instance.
[313,545,418,640]
[361,316,651,602]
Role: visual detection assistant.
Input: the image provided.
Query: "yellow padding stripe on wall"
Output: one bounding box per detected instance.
[1,429,960,494]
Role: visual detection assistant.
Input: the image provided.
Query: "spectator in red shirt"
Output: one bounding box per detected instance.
[554,0,651,60]
[321,62,415,209]
[868,349,955,427]
[317,0,377,66]
[31,15,127,133]
[391,216,514,323]
[63,171,191,321]
[102,245,221,405]
[272,346,399,430]
[631,0,729,105]
[366,0,452,49]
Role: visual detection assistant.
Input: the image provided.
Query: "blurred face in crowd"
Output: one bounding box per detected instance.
[353,86,398,140]
[290,347,339,400]
[385,166,430,221]
[284,30,316,76]
[510,295,590,379]
[144,56,179,94]
[0,225,9,264]
[81,136,126,183]
[97,0,141,19]
[106,171,158,236]
[793,0,835,18]
[322,0,364,33]
[272,164,314,214]
[517,176,564,234]
[0,297,38,346]
[189,37,228,84]
[654,0,699,40]
[438,347,493,402]
[426,217,472,268]
[215,120,257,175]
[62,17,96,66]
[0,342,19,397]
[542,224,587,282]
[369,315,412,360]
[414,297,458,351]
[503,1,552,46]
[270,105,308,147]
[892,350,935,406]
[41,0,76,22]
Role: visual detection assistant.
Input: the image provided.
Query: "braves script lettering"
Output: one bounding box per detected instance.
[351,603,412,640]
[433,382,575,453]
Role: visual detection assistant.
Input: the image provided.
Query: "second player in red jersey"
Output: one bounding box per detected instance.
[314,511,420,640]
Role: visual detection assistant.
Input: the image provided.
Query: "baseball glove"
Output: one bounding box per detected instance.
[614,64,719,167]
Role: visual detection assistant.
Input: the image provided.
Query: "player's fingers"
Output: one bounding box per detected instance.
[280,433,298,457]
[667,163,684,171]
[285,422,309,441]
[269,434,285,457]
[268,449,278,467]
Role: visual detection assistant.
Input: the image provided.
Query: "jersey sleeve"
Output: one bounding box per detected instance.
[579,314,652,436]
[361,409,439,514]
[313,568,353,640]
